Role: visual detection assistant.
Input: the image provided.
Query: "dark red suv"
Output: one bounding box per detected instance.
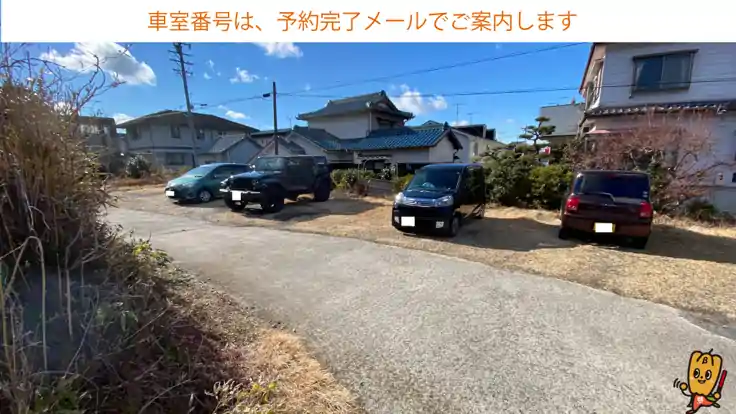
[558,170,654,249]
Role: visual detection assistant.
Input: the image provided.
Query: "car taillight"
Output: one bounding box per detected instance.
[639,201,653,218]
[565,195,580,212]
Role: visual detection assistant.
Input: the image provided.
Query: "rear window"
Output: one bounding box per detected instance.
[574,173,650,200]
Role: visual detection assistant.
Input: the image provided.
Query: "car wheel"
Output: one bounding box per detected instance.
[261,194,285,213]
[558,226,571,240]
[313,181,331,202]
[197,189,213,203]
[629,236,649,250]
[446,215,461,237]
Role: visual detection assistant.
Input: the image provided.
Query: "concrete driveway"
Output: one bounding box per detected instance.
[108,208,736,414]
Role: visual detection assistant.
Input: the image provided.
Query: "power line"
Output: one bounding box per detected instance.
[280,43,588,96]
[196,43,587,110]
[279,77,736,101]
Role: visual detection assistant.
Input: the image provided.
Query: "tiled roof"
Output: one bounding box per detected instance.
[296,91,413,120]
[250,128,292,138]
[291,127,344,150]
[278,137,306,154]
[292,126,458,151]
[205,135,261,154]
[587,100,736,117]
[117,110,259,133]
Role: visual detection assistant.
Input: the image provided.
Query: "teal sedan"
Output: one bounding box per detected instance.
[164,163,251,203]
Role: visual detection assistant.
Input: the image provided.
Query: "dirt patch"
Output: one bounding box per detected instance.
[114,187,736,320]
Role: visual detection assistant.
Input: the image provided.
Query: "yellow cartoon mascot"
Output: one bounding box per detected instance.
[676,349,726,413]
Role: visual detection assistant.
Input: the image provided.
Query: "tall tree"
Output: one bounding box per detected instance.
[519,116,556,152]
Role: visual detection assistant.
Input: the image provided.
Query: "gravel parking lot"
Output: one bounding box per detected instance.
[113,186,736,320]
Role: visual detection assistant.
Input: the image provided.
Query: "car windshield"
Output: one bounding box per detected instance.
[576,173,650,199]
[182,165,215,178]
[406,168,461,192]
[253,157,286,171]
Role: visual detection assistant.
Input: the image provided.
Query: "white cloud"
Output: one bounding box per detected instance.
[225,110,248,120]
[203,72,212,80]
[207,59,215,69]
[253,43,303,59]
[40,43,155,86]
[452,120,470,126]
[392,84,448,115]
[113,113,134,124]
[506,118,515,124]
[304,83,311,91]
[217,105,249,121]
[230,67,258,83]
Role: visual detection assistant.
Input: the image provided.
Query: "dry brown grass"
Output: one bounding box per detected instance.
[0,47,357,414]
[167,264,358,414]
[115,187,736,320]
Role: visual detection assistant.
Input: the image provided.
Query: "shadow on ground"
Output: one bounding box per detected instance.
[241,195,383,223]
[406,213,736,264]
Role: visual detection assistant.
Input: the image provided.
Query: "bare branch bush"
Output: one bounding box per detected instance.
[566,109,735,214]
[0,44,255,414]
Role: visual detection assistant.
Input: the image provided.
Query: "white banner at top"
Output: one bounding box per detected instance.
[1,0,733,43]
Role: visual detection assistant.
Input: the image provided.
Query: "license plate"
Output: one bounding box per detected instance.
[400,216,415,227]
[594,222,614,233]
[231,191,242,201]
[165,190,175,197]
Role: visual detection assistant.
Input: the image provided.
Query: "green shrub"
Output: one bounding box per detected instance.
[529,164,573,210]
[392,174,413,193]
[125,154,152,179]
[483,151,537,207]
[683,199,720,222]
[330,168,375,189]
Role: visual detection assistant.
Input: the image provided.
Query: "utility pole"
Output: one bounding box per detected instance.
[455,103,464,125]
[467,112,475,124]
[262,81,278,155]
[170,42,198,167]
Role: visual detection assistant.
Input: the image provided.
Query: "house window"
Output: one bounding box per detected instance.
[197,129,205,140]
[165,152,187,166]
[171,125,181,139]
[129,127,140,140]
[377,118,395,129]
[732,172,736,183]
[633,52,694,92]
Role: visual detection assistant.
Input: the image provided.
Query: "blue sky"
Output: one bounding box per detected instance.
[30,42,591,143]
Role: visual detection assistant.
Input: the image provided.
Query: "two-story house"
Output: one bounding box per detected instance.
[579,43,736,212]
[538,103,585,147]
[75,115,124,172]
[117,110,259,168]
[259,91,501,174]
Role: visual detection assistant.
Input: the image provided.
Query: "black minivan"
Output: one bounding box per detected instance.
[391,163,486,237]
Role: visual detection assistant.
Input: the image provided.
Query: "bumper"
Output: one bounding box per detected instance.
[391,205,454,233]
[221,188,264,204]
[165,187,197,201]
[561,214,652,238]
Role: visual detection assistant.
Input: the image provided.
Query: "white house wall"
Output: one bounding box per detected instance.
[596,43,736,109]
[307,114,371,139]
[429,136,462,163]
[540,104,584,136]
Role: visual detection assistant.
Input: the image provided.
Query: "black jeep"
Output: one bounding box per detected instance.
[220,155,332,213]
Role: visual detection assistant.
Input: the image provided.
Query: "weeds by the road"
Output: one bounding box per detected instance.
[0,46,357,414]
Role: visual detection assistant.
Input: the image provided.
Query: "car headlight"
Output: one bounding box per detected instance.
[394,192,406,205]
[433,195,453,207]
